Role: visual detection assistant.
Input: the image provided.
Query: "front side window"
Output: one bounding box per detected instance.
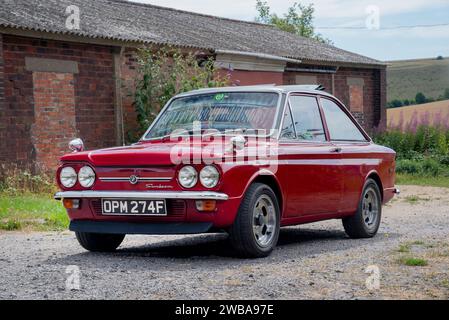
[280,106,296,140]
[288,96,326,142]
[145,92,280,139]
[320,98,367,142]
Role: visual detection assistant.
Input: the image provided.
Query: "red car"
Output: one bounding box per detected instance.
[55,85,399,258]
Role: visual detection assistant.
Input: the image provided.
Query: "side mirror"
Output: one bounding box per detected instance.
[230,135,247,151]
[69,138,84,153]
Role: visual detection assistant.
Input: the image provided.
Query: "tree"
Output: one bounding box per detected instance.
[415,92,427,104]
[255,0,332,44]
[444,88,449,100]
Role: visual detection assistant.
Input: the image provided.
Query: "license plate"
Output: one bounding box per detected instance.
[101,199,167,216]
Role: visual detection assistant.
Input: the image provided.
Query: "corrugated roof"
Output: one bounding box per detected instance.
[0,0,384,67]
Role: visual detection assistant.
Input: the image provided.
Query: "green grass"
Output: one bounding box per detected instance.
[387,57,449,101]
[398,256,429,267]
[397,174,449,188]
[0,193,69,232]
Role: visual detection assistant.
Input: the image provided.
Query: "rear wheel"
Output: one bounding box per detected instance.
[343,179,382,238]
[229,183,280,258]
[75,232,125,252]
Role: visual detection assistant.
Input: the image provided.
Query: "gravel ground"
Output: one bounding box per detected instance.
[0,185,448,300]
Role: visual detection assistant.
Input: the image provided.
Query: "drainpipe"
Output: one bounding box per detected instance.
[113,46,125,146]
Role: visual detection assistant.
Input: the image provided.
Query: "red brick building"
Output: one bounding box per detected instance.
[0,0,386,171]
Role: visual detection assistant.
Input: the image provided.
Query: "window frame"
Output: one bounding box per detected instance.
[318,96,371,143]
[141,90,284,141]
[279,93,330,143]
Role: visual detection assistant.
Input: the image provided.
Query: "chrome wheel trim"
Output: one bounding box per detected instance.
[362,187,380,230]
[252,194,277,247]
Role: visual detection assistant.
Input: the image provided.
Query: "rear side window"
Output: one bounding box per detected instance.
[320,98,367,142]
[288,96,326,142]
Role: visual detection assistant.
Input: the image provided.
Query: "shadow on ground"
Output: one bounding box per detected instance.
[50,226,400,269]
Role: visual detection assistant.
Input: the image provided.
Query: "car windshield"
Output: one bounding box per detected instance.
[144,92,280,139]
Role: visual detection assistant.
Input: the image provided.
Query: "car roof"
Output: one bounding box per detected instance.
[175,84,335,98]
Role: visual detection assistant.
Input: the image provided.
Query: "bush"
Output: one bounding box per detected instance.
[374,125,449,178]
[422,158,441,176]
[0,164,56,195]
[396,160,422,175]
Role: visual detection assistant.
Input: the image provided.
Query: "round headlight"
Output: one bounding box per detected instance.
[60,167,77,188]
[200,166,220,188]
[78,166,96,188]
[178,166,198,188]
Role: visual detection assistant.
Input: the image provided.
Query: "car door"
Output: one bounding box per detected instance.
[279,94,343,218]
[319,97,372,213]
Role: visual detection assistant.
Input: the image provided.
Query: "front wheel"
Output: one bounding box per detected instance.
[75,232,125,252]
[229,183,280,258]
[342,179,382,238]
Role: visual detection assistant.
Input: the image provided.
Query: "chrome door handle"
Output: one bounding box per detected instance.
[330,147,342,153]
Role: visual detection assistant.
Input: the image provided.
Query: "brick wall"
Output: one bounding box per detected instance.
[283,66,386,134]
[0,33,5,165]
[32,72,77,170]
[1,35,116,170]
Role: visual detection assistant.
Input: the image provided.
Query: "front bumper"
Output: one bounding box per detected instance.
[54,191,229,201]
[70,220,214,235]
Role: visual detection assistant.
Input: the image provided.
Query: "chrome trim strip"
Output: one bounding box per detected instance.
[54,191,229,201]
[99,177,172,182]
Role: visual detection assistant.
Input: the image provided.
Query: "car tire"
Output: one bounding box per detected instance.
[342,178,382,239]
[229,183,280,258]
[75,232,125,252]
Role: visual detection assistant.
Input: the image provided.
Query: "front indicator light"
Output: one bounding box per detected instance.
[63,199,80,209]
[196,200,217,212]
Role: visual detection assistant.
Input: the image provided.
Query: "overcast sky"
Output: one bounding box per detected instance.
[132,0,449,61]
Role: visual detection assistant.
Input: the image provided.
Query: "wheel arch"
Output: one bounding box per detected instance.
[366,170,384,201]
[246,171,284,217]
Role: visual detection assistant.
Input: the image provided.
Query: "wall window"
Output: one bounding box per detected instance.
[288,96,326,142]
[320,98,367,142]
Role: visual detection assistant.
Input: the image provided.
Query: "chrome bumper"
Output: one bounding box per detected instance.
[54,191,229,201]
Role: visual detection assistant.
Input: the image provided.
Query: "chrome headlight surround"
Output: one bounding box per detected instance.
[199,165,220,188]
[78,166,96,188]
[178,166,198,189]
[60,167,77,188]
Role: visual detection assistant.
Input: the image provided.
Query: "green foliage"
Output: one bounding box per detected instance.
[255,0,332,44]
[415,92,427,104]
[396,159,422,175]
[0,165,57,195]
[444,88,449,100]
[398,257,428,267]
[131,47,230,142]
[0,193,69,231]
[374,126,449,182]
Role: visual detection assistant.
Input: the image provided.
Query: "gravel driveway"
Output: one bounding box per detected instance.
[1,185,448,300]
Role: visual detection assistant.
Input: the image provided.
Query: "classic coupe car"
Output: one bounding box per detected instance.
[55,85,399,258]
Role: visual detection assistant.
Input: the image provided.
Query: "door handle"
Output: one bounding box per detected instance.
[330,147,342,153]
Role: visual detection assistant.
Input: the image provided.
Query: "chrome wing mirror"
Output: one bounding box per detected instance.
[69,138,84,153]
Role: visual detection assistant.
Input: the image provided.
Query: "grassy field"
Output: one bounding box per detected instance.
[387,57,449,102]
[387,99,449,129]
[397,174,449,188]
[0,193,68,231]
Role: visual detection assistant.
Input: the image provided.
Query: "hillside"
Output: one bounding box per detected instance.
[387,99,449,130]
[387,57,449,102]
